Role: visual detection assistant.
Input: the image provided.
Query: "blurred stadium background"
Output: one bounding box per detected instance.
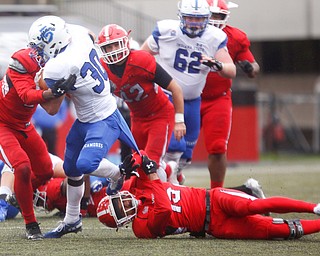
[1,0,320,163]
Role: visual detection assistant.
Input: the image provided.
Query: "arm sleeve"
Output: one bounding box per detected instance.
[8,68,45,104]
[147,179,172,237]
[153,63,172,89]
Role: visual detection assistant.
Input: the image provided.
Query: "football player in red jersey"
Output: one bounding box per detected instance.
[97,152,320,240]
[0,21,76,239]
[97,24,186,184]
[201,0,260,188]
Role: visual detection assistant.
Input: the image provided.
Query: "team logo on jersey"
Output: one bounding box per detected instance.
[170,30,177,36]
[37,26,55,44]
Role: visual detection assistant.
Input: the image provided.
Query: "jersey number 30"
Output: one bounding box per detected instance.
[80,49,109,94]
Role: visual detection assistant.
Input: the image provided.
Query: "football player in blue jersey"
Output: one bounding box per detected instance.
[141,0,236,183]
[27,15,140,239]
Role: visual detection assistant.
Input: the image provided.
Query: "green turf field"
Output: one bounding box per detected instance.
[1,155,320,256]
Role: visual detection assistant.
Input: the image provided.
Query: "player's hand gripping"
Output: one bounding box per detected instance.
[119,154,140,179]
[201,55,223,71]
[141,155,158,175]
[51,74,77,97]
[237,60,254,74]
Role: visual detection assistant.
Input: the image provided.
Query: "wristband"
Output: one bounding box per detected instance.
[175,113,184,123]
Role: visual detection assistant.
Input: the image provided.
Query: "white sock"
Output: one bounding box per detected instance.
[314,203,320,215]
[164,151,183,163]
[91,158,120,181]
[64,176,84,224]
[157,167,167,182]
[0,186,12,196]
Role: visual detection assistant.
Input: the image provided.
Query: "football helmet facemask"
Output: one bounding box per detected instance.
[178,0,210,37]
[97,191,138,228]
[33,188,48,212]
[28,16,71,67]
[207,0,230,29]
[97,24,131,65]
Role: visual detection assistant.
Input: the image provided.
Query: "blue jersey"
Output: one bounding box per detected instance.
[43,24,117,123]
[146,19,228,100]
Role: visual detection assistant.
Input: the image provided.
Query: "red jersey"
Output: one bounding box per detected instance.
[123,172,206,238]
[100,50,171,118]
[0,48,44,131]
[37,178,67,212]
[87,187,108,217]
[125,174,320,239]
[202,25,255,100]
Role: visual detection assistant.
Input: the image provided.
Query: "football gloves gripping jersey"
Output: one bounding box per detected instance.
[51,74,76,97]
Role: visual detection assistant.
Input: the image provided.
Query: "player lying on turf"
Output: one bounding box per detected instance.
[97,151,320,240]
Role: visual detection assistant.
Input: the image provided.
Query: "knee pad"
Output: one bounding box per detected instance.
[75,156,102,175]
[272,218,304,239]
[285,219,304,239]
[208,139,227,154]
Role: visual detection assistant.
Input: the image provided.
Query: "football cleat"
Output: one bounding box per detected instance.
[314,203,320,215]
[167,161,179,185]
[244,178,266,199]
[26,222,43,240]
[0,199,9,222]
[106,176,124,195]
[44,215,82,238]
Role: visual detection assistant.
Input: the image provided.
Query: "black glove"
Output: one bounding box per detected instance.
[202,58,223,71]
[141,155,158,175]
[119,154,140,178]
[51,74,76,97]
[238,60,254,74]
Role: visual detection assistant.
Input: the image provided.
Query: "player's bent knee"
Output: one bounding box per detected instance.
[76,158,97,174]
[208,140,227,154]
[36,170,53,183]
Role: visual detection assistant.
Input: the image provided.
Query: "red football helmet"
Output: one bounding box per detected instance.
[96,191,138,228]
[207,0,230,29]
[97,24,131,64]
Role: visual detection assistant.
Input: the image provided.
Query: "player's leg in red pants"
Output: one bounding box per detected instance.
[0,127,53,224]
[208,188,320,239]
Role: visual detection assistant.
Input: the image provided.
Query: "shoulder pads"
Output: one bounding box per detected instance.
[9,58,27,74]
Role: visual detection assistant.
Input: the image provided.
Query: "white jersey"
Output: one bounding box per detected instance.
[43,24,116,123]
[147,19,228,100]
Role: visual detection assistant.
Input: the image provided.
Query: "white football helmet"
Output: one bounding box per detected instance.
[97,191,139,228]
[207,0,232,29]
[97,24,130,65]
[178,0,210,37]
[28,16,71,67]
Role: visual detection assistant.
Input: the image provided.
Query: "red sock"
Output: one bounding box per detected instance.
[14,164,37,224]
[299,219,320,235]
